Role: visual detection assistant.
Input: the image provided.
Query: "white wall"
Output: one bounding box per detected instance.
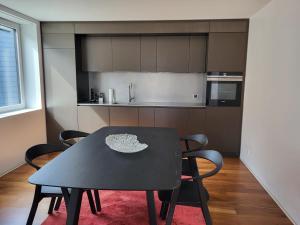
[0,5,47,176]
[0,110,46,175]
[241,0,300,224]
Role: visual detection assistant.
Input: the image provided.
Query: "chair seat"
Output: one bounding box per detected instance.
[158,181,209,205]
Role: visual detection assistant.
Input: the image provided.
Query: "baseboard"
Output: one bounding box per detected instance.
[0,161,26,177]
[240,158,297,225]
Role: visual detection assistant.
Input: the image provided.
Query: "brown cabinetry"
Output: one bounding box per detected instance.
[187,109,206,134]
[204,107,242,155]
[207,32,248,72]
[141,37,157,72]
[74,21,210,34]
[157,36,190,73]
[209,20,248,33]
[189,36,207,73]
[186,108,206,149]
[109,107,139,126]
[139,108,155,127]
[111,37,140,71]
[81,36,113,72]
[78,106,110,133]
[76,106,241,155]
[154,108,189,137]
[79,34,209,73]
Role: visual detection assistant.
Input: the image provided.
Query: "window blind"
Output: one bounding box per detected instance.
[0,25,21,107]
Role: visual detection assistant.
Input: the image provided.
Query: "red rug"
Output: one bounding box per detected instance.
[42,191,206,225]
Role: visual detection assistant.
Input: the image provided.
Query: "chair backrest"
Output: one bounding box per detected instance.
[181,134,208,151]
[183,150,223,180]
[59,130,89,147]
[25,144,63,170]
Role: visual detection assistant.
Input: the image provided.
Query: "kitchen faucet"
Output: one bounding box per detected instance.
[129,82,135,103]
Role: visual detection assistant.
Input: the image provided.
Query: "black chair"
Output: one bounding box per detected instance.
[59,130,89,147]
[25,144,98,225]
[181,134,208,176]
[158,150,223,225]
[59,130,101,212]
[181,134,208,151]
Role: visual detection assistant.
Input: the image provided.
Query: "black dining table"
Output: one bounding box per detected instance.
[29,126,182,225]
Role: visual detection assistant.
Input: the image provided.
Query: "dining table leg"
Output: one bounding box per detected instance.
[66,188,83,225]
[146,191,157,225]
[165,187,180,225]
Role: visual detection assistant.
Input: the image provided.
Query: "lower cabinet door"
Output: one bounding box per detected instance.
[186,108,206,149]
[78,106,110,133]
[139,108,155,127]
[109,107,139,126]
[154,108,189,137]
[204,107,242,155]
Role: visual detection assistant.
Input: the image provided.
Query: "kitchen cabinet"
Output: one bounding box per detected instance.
[187,109,206,134]
[74,105,243,155]
[43,48,78,145]
[110,107,139,126]
[204,107,242,155]
[154,108,189,137]
[78,34,208,73]
[186,108,206,149]
[139,108,155,127]
[42,22,75,34]
[42,34,75,49]
[209,20,248,33]
[189,36,207,73]
[78,106,110,133]
[74,21,209,34]
[112,37,140,71]
[141,36,157,72]
[81,37,113,72]
[207,32,248,72]
[157,36,190,73]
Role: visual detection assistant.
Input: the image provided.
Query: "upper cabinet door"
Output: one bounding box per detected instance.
[81,37,113,72]
[157,36,189,73]
[207,32,248,72]
[141,36,157,72]
[112,37,140,72]
[189,36,207,73]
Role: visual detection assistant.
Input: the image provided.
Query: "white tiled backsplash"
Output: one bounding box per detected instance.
[89,72,206,104]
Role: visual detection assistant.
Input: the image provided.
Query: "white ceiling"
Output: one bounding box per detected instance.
[0,0,271,21]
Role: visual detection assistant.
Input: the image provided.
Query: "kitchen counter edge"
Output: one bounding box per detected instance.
[77,102,206,108]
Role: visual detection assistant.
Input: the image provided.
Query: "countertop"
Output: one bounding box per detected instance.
[77,102,206,108]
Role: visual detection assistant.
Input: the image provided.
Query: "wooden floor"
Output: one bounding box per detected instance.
[0,155,292,225]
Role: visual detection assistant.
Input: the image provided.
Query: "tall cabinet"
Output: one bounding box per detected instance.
[207,21,248,72]
[42,23,78,145]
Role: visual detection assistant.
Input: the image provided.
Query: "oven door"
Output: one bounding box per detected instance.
[206,77,243,106]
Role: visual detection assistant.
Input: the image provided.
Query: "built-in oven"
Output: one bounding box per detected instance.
[206,72,243,107]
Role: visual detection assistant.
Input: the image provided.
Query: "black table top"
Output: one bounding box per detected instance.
[29,127,182,191]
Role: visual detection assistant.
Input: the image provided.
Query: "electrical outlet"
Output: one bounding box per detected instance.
[193,94,199,99]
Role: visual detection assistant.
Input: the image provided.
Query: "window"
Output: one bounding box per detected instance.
[0,19,24,113]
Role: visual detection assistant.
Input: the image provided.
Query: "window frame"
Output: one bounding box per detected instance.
[0,18,25,114]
